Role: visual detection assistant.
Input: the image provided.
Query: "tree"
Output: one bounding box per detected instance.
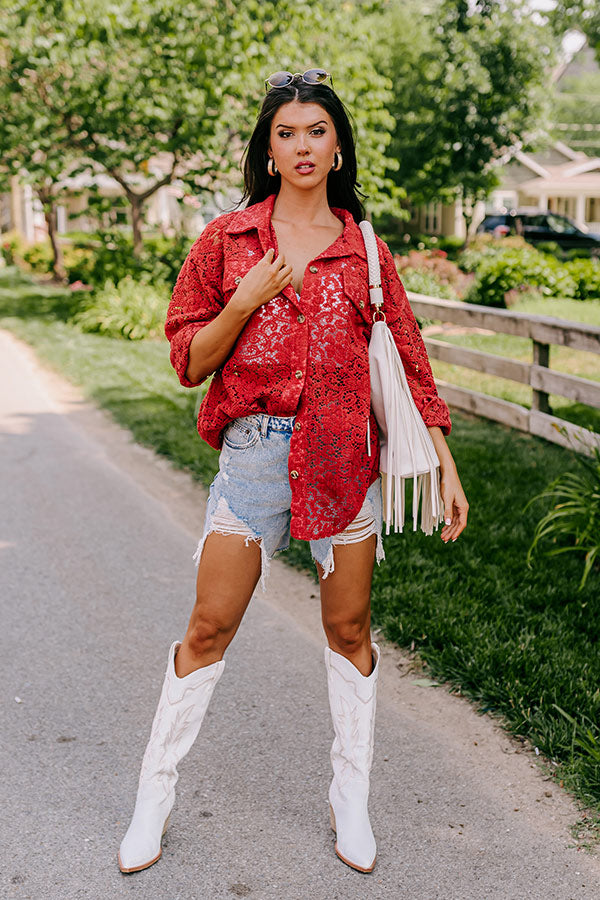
[377,0,555,237]
[548,1,600,62]
[1,0,405,260]
[551,69,600,157]
[0,56,87,278]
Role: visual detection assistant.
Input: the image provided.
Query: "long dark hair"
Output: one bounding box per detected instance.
[241,79,365,223]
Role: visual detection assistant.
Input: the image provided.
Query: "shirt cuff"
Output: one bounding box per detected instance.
[169,322,208,387]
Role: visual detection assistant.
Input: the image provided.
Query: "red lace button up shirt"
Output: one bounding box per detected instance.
[165,193,451,541]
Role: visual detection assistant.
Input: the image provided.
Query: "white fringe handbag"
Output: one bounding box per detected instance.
[359,220,444,536]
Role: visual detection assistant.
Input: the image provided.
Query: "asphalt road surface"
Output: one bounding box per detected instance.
[1,328,599,900]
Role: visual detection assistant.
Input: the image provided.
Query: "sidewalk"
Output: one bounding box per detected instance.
[1,328,598,900]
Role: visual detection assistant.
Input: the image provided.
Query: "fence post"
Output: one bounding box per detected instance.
[532,340,552,414]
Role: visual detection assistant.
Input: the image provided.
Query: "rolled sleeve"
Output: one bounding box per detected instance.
[165,219,225,387]
[377,238,452,436]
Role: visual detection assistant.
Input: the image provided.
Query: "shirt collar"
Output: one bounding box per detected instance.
[224,193,367,260]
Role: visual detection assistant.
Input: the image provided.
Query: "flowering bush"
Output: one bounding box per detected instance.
[394,248,472,296]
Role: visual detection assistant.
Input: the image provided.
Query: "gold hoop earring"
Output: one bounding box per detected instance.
[332,151,343,172]
[267,157,278,176]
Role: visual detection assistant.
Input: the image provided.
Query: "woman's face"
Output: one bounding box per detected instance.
[268,100,340,189]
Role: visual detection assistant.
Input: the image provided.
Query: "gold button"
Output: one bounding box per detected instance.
[295,370,303,379]
[234,275,242,284]
[309,265,318,273]
[290,470,299,479]
[359,300,365,309]
[295,422,301,431]
[297,314,305,324]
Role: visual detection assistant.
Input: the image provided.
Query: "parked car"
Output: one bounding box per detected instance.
[476,211,600,254]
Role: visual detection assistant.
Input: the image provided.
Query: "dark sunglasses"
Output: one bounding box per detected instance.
[265,69,334,92]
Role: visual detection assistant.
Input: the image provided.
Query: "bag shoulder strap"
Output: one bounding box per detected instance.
[358,220,384,310]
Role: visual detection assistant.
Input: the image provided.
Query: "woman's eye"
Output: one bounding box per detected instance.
[277,131,293,138]
[311,128,325,136]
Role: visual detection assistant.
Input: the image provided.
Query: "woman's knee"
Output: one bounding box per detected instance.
[322,616,370,654]
[186,609,234,658]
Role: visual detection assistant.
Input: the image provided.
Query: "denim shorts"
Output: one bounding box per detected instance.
[194,414,385,590]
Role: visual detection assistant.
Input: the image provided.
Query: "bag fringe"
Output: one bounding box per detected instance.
[371,321,444,536]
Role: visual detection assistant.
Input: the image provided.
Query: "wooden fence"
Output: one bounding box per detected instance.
[407,292,600,457]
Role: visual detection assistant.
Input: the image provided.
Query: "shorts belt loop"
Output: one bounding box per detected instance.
[260,415,269,437]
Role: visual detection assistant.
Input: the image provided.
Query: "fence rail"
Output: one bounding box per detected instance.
[407,292,600,456]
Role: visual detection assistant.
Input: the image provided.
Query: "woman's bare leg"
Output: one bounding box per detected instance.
[319,535,376,677]
[175,532,262,676]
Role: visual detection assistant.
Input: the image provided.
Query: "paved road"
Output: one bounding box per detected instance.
[1,328,599,900]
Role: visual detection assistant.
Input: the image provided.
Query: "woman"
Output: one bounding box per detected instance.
[118,69,468,876]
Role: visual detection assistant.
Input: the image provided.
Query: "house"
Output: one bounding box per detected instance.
[406,139,600,239]
[0,154,226,243]
[487,140,600,230]
[408,37,600,239]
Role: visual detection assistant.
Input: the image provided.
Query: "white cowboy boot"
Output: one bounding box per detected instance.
[118,641,225,873]
[324,641,380,873]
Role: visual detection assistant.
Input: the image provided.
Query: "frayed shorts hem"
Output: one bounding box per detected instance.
[193,414,385,592]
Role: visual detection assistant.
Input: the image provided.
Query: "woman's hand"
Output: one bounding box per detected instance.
[439,466,469,544]
[184,249,294,383]
[230,248,294,315]
[426,426,469,543]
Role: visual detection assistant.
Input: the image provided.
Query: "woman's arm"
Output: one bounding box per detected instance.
[427,426,469,543]
[185,248,293,383]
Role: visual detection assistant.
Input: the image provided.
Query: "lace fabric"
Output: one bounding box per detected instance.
[165,193,451,541]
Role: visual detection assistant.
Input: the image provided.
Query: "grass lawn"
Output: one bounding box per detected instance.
[424,295,600,433]
[1,267,599,820]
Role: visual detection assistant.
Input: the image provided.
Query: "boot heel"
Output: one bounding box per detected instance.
[329,802,336,833]
[162,815,170,837]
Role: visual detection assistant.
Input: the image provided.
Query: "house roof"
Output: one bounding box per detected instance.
[519,170,600,196]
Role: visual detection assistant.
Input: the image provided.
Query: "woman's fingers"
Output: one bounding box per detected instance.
[279,264,294,285]
[440,489,468,543]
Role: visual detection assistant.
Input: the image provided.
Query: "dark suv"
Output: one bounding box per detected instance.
[476,211,600,254]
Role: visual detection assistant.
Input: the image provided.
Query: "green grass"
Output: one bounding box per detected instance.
[1,267,599,814]
[426,295,600,433]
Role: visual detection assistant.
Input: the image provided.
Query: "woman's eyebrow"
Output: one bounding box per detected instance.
[275,120,328,129]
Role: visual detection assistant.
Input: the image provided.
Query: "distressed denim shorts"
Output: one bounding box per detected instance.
[193,414,385,590]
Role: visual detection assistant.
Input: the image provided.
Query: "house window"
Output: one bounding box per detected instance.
[586,197,600,222]
[424,202,440,234]
[552,197,575,218]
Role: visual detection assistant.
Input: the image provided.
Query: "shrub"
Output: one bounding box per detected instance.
[399,267,459,301]
[464,247,577,308]
[22,241,54,274]
[73,276,170,340]
[65,229,191,289]
[394,248,471,296]
[563,257,600,301]
[1,230,28,267]
[437,235,466,258]
[457,233,532,273]
[525,430,600,591]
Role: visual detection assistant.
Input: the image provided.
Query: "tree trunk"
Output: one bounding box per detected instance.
[461,189,474,246]
[130,195,144,256]
[39,191,66,282]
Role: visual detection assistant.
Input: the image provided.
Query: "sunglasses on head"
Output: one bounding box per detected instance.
[265,69,334,92]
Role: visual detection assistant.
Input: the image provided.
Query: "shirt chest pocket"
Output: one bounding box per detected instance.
[342,264,372,329]
[222,257,260,301]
